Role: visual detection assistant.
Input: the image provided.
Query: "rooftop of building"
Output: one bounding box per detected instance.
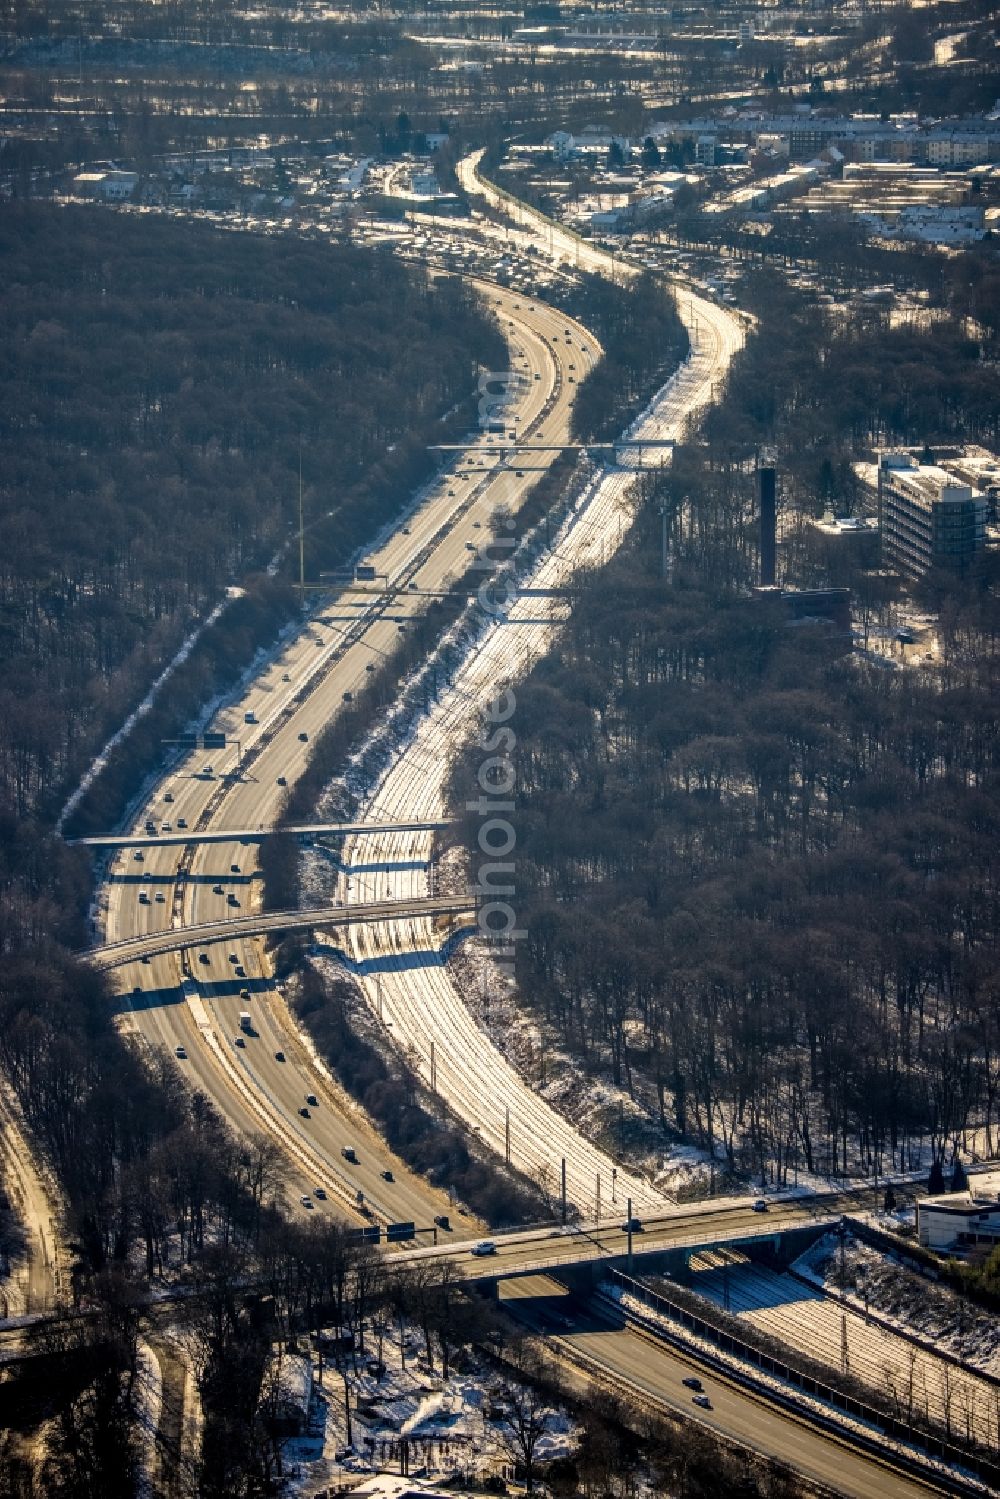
[921,1191,1000,1216]
[880,455,981,509]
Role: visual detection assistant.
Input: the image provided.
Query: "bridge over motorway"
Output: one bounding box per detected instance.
[69,819,451,851]
[0,1189,871,1360]
[383,1195,852,1289]
[87,891,478,970]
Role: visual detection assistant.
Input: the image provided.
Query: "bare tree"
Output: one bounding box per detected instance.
[493,1371,554,1494]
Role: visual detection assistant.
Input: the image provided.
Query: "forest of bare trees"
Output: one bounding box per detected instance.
[454,264,1000,1191]
[1,205,503,832]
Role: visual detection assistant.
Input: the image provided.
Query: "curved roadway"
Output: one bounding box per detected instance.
[339,177,744,1215]
[100,286,599,1232]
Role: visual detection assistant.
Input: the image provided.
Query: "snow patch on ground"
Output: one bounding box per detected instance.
[796,1230,1000,1379]
[281,1321,576,1493]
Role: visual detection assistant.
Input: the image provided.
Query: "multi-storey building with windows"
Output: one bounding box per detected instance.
[878,453,988,578]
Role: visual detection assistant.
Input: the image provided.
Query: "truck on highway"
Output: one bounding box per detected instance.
[239,1011,253,1034]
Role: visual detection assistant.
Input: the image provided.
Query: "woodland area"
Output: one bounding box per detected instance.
[0,204,503,832]
[454,261,1000,1190]
[569,271,689,446]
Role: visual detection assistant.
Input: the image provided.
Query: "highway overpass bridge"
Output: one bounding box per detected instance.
[87,891,478,970]
[69,819,451,851]
[384,1207,843,1291]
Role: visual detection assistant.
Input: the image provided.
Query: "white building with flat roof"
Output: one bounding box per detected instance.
[918,1183,1000,1253]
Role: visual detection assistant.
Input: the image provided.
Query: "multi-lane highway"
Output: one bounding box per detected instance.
[96,175,742,1232]
[501,1276,947,1499]
[338,191,745,1214]
[99,285,604,1231]
[68,177,974,1499]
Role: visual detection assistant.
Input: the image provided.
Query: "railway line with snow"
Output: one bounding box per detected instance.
[337,278,742,1215]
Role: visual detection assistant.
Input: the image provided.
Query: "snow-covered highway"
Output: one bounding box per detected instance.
[340,215,743,1214]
